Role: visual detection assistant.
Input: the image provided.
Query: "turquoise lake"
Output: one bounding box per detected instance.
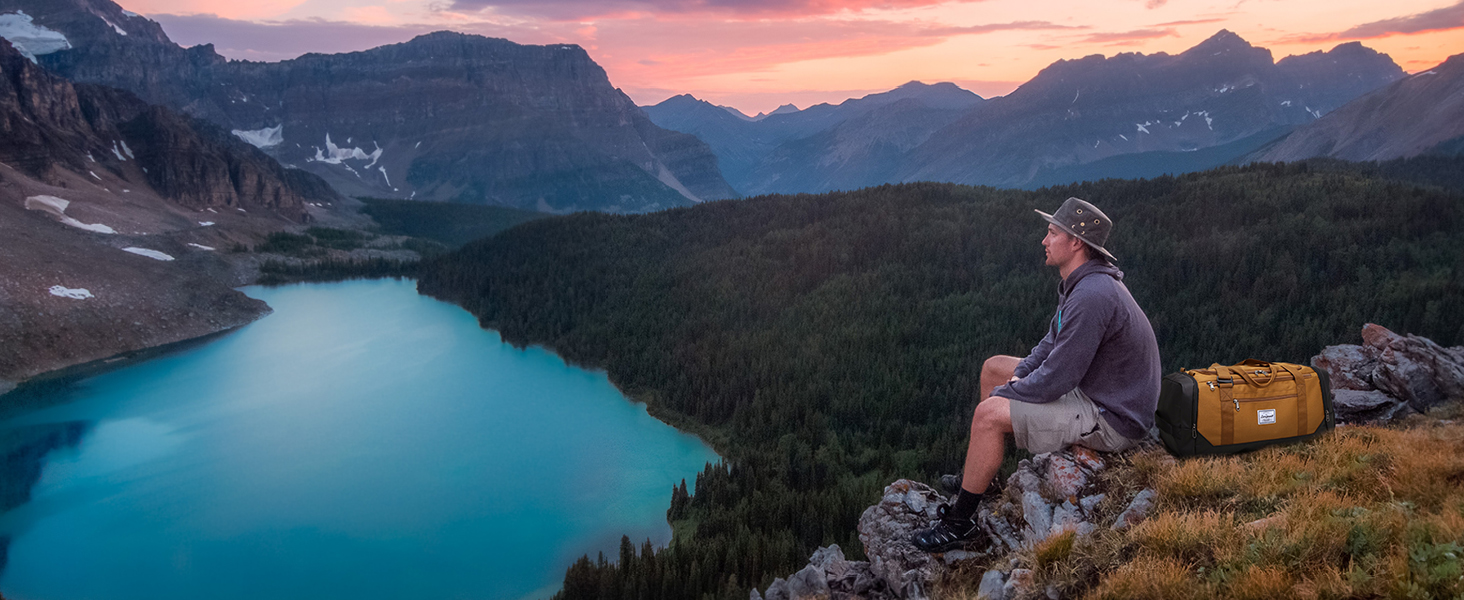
[0,279,719,600]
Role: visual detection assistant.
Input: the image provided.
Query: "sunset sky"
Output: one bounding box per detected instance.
[124,0,1464,114]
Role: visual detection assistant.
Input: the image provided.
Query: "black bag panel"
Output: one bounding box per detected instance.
[1156,372,1198,456]
[1316,367,1335,433]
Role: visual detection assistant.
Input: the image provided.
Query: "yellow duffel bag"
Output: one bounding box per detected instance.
[1155,359,1335,456]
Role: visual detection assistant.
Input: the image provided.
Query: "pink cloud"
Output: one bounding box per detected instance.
[583,17,1084,88]
[1148,18,1227,27]
[447,0,988,21]
[1077,28,1177,45]
[1281,1,1464,43]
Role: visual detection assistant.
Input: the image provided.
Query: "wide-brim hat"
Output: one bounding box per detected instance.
[1035,197,1117,262]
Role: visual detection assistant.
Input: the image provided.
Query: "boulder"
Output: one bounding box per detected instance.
[1112,489,1156,530]
[857,480,949,599]
[787,564,832,600]
[1311,344,1377,390]
[1002,569,1034,599]
[1020,491,1054,540]
[1312,324,1464,421]
[756,544,893,600]
[764,578,790,600]
[1333,389,1412,423]
[978,569,1007,600]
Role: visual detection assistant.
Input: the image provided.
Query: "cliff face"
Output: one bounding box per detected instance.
[0,38,330,219]
[6,0,737,212]
[0,36,347,392]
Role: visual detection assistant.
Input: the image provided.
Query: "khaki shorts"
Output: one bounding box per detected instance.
[1010,388,1143,455]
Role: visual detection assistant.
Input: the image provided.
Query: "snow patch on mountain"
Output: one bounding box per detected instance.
[232,125,283,149]
[123,247,174,261]
[100,17,126,36]
[25,195,117,234]
[0,11,71,63]
[309,134,382,167]
[49,285,94,300]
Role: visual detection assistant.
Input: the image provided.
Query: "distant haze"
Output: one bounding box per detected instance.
[130,0,1463,115]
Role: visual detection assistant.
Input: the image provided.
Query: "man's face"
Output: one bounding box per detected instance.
[1042,223,1080,267]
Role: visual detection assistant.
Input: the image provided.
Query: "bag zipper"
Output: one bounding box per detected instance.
[1236,393,1299,403]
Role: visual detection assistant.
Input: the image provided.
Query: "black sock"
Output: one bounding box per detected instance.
[947,489,983,521]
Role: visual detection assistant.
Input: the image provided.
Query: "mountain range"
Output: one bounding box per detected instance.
[3,0,735,213]
[647,31,1415,194]
[1255,52,1464,162]
[644,81,984,194]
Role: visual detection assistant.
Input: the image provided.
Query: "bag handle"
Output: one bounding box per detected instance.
[1210,362,1277,387]
[1274,363,1312,435]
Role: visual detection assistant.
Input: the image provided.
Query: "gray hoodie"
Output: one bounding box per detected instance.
[992,258,1161,440]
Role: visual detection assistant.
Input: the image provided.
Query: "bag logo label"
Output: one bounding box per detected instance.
[1258,409,1277,425]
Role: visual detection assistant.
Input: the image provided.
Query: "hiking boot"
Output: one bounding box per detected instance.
[938,473,1003,496]
[911,509,986,553]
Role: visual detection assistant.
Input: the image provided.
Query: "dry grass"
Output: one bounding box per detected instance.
[940,412,1464,600]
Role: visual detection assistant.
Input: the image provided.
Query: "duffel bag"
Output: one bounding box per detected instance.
[1156,359,1334,457]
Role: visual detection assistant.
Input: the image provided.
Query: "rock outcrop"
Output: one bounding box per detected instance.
[755,446,1157,600]
[1311,323,1464,423]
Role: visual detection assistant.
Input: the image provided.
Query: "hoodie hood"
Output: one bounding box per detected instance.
[1060,259,1123,297]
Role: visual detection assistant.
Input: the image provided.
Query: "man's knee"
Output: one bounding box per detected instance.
[981,355,1020,383]
[971,396,1012,434]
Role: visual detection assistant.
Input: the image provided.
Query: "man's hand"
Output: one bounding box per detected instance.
[1009,376,1021,383]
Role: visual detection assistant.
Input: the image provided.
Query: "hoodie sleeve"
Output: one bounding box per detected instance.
[993,286,1114,404]
[1011,326,1054,380]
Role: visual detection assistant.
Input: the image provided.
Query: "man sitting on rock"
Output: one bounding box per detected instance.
[912,197,1163,553]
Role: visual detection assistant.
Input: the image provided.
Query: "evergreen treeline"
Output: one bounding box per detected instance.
[359,197,547,247]
[257,257,418,285]
[417,160,1464,599]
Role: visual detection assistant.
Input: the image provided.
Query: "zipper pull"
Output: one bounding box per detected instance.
[1207,381,1216,391]
[1191,423,1197,439]
[1233,398,1240,411]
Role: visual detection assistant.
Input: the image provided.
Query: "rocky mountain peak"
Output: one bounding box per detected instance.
[762,103,800,118]
[1175,28,1274,72]
[1186,29,1255,54]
